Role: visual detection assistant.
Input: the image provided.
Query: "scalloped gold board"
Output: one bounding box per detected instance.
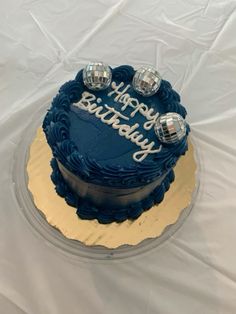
[27,127,196,248]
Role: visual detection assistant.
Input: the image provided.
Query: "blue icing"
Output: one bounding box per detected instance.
[112,65,135,82]
[68,79,168,167]
[43,65,189,189]
[70,108,145,165]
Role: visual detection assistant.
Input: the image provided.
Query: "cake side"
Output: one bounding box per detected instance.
[50,157,175,223]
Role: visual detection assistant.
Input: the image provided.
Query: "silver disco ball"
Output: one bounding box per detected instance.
[132,66,162,96]
[155,112,186,144]
[83,62,112,91]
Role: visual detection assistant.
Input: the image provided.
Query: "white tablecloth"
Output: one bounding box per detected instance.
[1,1,236,313]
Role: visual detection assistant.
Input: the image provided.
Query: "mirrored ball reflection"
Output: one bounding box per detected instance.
[83,62,112,91]
[155,112,187,144]
[132,66,162,97]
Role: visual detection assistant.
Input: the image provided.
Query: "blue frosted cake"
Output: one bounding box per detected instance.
[42,62,190,224]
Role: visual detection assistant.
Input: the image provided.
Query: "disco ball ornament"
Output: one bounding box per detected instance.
[83,62,112,91]
[132,66,162,96]
[155,112,186,144]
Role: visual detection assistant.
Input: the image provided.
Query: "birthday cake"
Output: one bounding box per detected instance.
[42,63,190,224]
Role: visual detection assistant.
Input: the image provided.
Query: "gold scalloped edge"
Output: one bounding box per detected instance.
[27,128,196,248]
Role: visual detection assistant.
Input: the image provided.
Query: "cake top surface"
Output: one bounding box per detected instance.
[43,64,189,188]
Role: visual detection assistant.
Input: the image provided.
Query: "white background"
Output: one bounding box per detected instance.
[1,0,236,313]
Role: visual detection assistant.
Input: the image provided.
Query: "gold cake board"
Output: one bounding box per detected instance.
[27,128,196,249]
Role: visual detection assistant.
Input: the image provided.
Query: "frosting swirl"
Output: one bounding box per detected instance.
[46,122,69,147]
[48,110,70,128]
[59,80,83,103]
[167,102,187,118]
[112,65,135,82]
[75,69,83,83]
[157,79,187,118]
[54,139,76,164]
[66,151,89,179]
[52,93,71,111]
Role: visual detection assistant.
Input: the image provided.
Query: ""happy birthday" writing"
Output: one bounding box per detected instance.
[73,82,162,162]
